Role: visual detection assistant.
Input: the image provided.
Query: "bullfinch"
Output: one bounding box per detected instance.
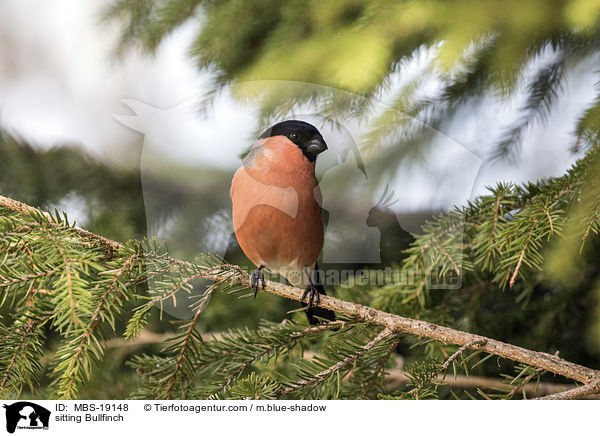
[230,120,335,324]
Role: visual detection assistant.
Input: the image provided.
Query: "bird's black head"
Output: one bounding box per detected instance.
[259,120,327,162]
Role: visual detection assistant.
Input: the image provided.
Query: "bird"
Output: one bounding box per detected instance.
[230,120,335,324]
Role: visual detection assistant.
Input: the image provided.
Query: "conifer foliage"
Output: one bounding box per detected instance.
[1,141,599,399]
[2,0,600,400]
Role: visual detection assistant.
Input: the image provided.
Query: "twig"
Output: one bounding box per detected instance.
[509,217,540,288]
[385,368,578,398]
[432,239,460,276]
[514,368,548,398]
[535,381,600,400]
[486,194,503,260]
[545,206,555,236]
[106,321,348,350]
[441,339,487,371]
[42,227,79,327]
[359,337,401,398]
[214,321,348,395]
[164,287,215,398]
[580,204,600,252]
[279,328,395,397]
[0,313,52,396]
[105,329,177,349]
[59,256,136,399]
[0,195,122,255]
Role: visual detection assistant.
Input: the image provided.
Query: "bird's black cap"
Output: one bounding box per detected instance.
[259,120,327,162]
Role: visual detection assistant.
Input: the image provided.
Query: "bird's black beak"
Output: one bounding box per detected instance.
[304,137,328,161]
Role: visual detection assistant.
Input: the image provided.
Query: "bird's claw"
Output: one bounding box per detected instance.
[301,284,321,311]
[251,268,266,299]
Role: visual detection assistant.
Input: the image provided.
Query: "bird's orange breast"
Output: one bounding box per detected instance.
[230,136,324,270]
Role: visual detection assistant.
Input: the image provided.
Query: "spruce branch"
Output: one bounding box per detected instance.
[279,328,397,398]
[226,266,599,386]
[508,217,540,288]
[211,321,348,397]
[43,227,82,330]
[163,292,209,398]
[357,336,401,398]
[0,195,122,255]
[52,254,138,399]
[580,203,600,251]
[2,194,600,397]
[502,365,545,400]
[0,310,52,398]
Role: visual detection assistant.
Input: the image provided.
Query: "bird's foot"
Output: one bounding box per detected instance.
[251,268,266,299]
[301,284,321,311]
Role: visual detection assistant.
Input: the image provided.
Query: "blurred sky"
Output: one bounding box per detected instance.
[0,0,599,213]
[0,0,256,168]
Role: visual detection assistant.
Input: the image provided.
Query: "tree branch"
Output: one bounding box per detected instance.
[385,368,580,398]
[2,195,600,395]
[279,328,396,397]
[224,267,599,386]
[534,381,600,400]
[0,195,122,255]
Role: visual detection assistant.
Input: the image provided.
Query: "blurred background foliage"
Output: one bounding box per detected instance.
[105,0,600,158]
[1,0,600,399]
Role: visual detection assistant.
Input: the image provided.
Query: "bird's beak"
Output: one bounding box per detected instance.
[305,138,328,156]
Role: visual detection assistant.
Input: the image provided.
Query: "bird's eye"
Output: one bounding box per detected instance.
[289,132,298,141]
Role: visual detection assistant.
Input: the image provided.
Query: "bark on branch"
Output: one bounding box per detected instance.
[534,381,600,400]
[2,195,600,397]
[221,267,600,386]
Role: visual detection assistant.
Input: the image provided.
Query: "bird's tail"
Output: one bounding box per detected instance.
[304,263,336,325]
